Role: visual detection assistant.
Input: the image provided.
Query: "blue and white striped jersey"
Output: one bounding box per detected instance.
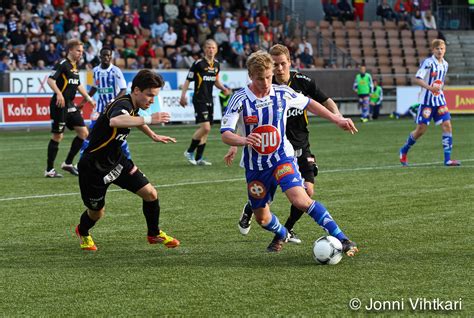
[92,64,127,113]
[221,84,310,171]
[416,55,448,107]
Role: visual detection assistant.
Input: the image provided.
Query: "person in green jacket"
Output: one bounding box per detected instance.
[353,65,374,122]
[369,79,383,119]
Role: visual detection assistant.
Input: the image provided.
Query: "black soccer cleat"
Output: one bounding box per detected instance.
[61,162,79,176]
[238,203,253,235]
[341,239,359,257]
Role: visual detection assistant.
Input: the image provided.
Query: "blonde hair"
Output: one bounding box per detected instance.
[204,39,217,48]
[66,39,83,52]
[431,39,446,49]
[246,50,274,76]
[269,44,290,61]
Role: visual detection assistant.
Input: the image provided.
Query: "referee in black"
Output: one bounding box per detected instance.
[227,44,343,249]
[45,39,96,178]
[75,69,179,251]
[179,39,230,166]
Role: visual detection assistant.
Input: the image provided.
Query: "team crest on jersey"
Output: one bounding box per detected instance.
[274,163,295,182]
[251,125,281,155]
[437,106,448,115]
[422,107,432,118]
[244,116,258,124]
[248,180,266,199]
[431,79,443,97]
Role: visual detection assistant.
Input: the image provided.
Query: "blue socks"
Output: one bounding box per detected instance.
[401,133,417,154]
[262,213,288,240]
[307,201,348,241]
[442,132,452,163]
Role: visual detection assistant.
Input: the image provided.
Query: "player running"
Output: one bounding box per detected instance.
[220,50,359,255]
[75,70,179,251]
[225,44,342,247]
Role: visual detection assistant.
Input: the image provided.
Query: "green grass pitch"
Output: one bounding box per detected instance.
[0,116,472,316]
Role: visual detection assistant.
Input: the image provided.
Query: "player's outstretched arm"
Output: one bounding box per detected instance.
[306,99,358,134]
[137,125,176,144]
[110,112,170,128]
[221,131,261,147]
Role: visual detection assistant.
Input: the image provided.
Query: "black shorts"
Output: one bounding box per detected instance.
[193,101,214,124]
[295,147,317,184]
[78,156,149,210]
[50,100,85,133]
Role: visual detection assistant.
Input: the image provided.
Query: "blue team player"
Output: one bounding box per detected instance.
[399,39,460,167]
[79,47,129,158]
[220,50,359,255]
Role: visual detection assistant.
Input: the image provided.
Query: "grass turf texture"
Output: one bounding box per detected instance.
[0,116,472,316]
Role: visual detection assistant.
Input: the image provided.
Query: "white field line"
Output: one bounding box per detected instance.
[0,160,473,202]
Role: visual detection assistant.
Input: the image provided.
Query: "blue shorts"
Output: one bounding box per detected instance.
[416,104,451,125]
[245,159,304,209]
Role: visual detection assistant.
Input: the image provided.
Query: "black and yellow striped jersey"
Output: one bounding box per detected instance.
[186,58,220,104]
[49,58,80,105]
[82,95,137,172]
[278,71,329,150]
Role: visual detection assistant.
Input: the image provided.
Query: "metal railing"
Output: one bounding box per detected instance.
[437,5,472,30]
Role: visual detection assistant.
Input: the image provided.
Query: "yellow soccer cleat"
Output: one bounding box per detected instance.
[147,230,180,248]
[75,225,97,251]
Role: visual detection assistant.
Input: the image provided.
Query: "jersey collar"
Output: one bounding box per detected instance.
[245,84,276,102]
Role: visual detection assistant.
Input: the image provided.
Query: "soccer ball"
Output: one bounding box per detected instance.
[313,236,343,265]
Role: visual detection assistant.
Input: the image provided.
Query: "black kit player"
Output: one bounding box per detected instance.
[225,44,342,246]
[75,70,179,251]
[45,39,96,178]
[180,39,230,166]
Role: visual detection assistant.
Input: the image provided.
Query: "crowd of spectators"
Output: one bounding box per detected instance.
[0,0,325,72]
[322,0,437,32]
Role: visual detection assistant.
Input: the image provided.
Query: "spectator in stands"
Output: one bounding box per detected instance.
[194,2,204,21]
[79,5,94,24]
[0,26,9,49]
[394,0,413,22]
[131,8,142,32]
[283,14,296,38]
[205,3,219,21]
[162,26,177,57]
[66,24,80,40]
[376,0,398,22]
[411,9,425,31]
[164,0,179,22]
[259,8,270,29]
[353,0,367,21]
[110,0,124,16]
[243,16,257,45]
[181,35,201,57]
[181,4,198,38]
[129,55,146,69]
[139,4,152,30]
[322,0,339,22]
[53,15,65,40]
[31,41,48,68]
[422,10,437,30]
[337,0,354,22]
[90,32,103,56]
[299,47,315,68]
[15,45,28,70]
[298,36,313,56]
[120,14,137,38]
[137,40,156,58]
[151,15,168,43]
[84,45,100,69]
[28,14,43,39]
[46,42,60,67]
[230,37,245,68]
[38,0,56,18]
[88,0,104,17]
[0,54,12,72]
[197,14,211,46]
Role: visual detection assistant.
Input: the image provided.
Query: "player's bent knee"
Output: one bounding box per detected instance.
[88,208,105,221]
[137,184,158,201]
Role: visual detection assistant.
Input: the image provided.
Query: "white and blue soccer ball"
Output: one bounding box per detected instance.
[313,236,343,265]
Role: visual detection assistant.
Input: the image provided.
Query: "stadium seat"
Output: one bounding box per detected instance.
[321,29,332,39]
[394,75,409,86]
[136,38,147,47]
[151,58,160,68]
[378,65,392,74]
[155,47,165,58]
[378,55,391,66]
[371,21,384,30]
[348,38,360,48]
[362,37,374,48]
[406,65,419,74]
[335,38,346,47]
[347,29,359,39]
[375,38,388,49]
[386,29,399,40]
[332,20,344,29]
[401,37,413,48]
[404,55,418,67]
[141,28,151,39]
[427,30,438,42]
[345,21,356,29]
[114,38,125,49]
[334,29,346,39]
[115,58,126,68]
[319,20,330,30]
[390,48,403,58]
[376,47,390,57]
[392,56,405,69]
[400,30,412,40]
[358,21,370,29]
[384,21,397,30]
[314,57,325,68]
[126,58,135,68]
[363,46,375,57]
[373,30,386,40]
[403,47,416,58]
[388,37,401,49]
